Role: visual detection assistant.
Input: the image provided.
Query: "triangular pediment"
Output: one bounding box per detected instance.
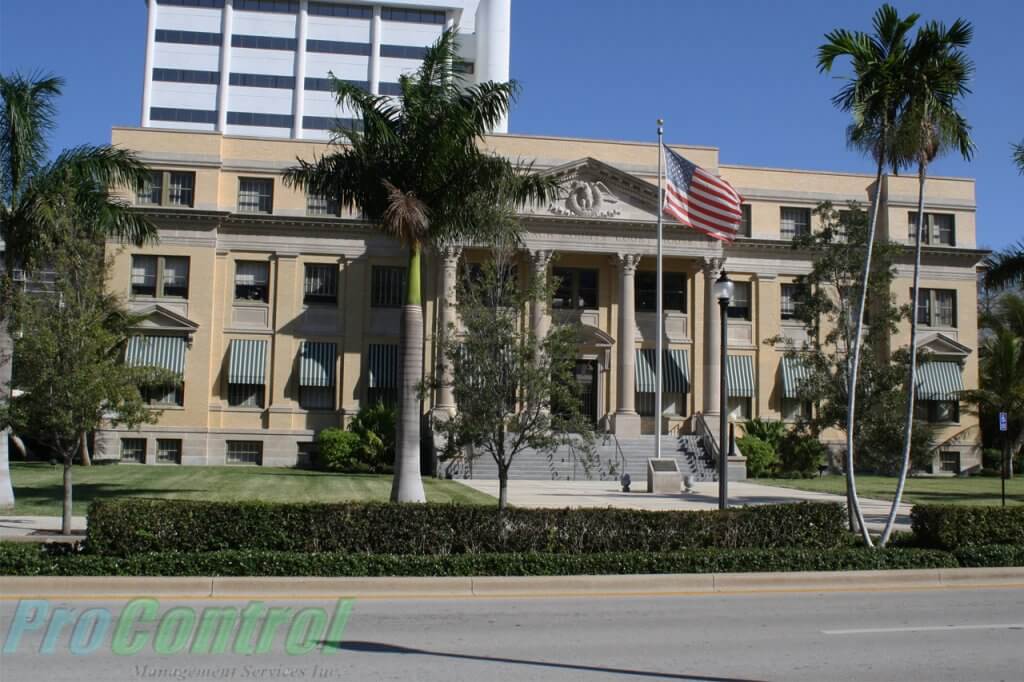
[524,157,659,222]
[131,305,200,335]
[918,332,971,359]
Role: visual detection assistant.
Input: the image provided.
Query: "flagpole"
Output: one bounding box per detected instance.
[655,119,665,460]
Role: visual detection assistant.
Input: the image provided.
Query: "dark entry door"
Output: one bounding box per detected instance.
[573,360,598,425]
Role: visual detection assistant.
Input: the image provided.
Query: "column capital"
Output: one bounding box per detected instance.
[613,252,643,275]
[702,256,726,278]
[438,245,462,268]
[529,249,554,271]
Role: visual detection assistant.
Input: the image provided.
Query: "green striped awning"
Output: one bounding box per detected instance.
[781,355,813,399]
[228,339,267,385]
[635,348,689,394]
[368,343,399,388]
[727,355,755,398]
[299,342,336,387]
[915,361,964,401]
[124,335,187,376]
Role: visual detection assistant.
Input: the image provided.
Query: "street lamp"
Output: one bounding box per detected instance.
[713,270,734,510]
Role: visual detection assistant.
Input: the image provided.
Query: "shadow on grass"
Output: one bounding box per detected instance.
[11,482,206,513]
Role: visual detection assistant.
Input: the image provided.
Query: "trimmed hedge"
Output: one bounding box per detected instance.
[953,544,1024,568]
[86,500,847,556]
[0,543,958,577]
[911,505,1024,550]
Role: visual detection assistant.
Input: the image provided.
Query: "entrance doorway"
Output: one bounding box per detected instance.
[573,359,598,425]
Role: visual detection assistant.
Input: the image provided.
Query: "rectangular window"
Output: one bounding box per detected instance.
[306,193,339,216]
[304,264,337,304]
[727,397,751,420]
[238,178,274,214]
[132,255,190,299]
[782,398,811,421]
[915,288,957,328]
[309,2,371,18]
[228,112,293,129]
[780,207,811,239]
[229,73,295,89]
[231,34,297,51]
[302,116,362,132]
[226,440,263,465]
[156,0,224,7]
[120,438,146,463]
[379,82,402,96]
[909,212,955,246]
[381,7,446,24]
[137,170,195,207]
[299,386,335,410]
[635,392,684,417]
[371,266,406,308]
[235,0,298,13]
[380,45,429,60]
[156,439,182,464]
[306,39,371,56]
[161,256,189,298]
[168,172,195,207]
[234,261,270,303]
[552,268,599,310]
[728,281,751,320]
[738,204,752,237]
[152,68,220,85]
[149,107,218,124]
[940,451,961,474]
[137,171,163,205]
[142,382,184,406]
[635,271,687,313]
[914,400,959,423]
[304,77,368,92]
[453,61,475,75]
[154,30,222,46]
[131,255,158,297]
[228,383,264,407]
[780,283,806,321]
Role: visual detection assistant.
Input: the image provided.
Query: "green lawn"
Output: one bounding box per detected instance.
[752,474,1024,507]
[8,462,495,516]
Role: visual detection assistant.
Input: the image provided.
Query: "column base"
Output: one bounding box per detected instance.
[614,411,642,438]
[727,454,748,481]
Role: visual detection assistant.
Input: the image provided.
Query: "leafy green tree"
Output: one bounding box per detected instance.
[0,72,155,508]
[0,232,166,533]
[430,252,596,510]
[736,435,778,478]
[818,4,920,543]
[882,16,975,546]
[284,29,557,503]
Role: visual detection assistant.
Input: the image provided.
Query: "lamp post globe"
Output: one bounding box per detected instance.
[713,271,734,305]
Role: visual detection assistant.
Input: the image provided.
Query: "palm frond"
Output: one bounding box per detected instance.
[0,72,63,201]
[380,180,428,248]
[1013,141,1024,175]
[985,242,1024,291]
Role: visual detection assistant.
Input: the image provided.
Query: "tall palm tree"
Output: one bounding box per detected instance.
[986,242,1024,291]
[879,18,975,546]
[818,4,919,545]
[963,327,1024,477]
[0,72,155,508]
[285,29,557,502]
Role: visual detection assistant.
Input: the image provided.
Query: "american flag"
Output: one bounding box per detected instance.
[663,147,742,242]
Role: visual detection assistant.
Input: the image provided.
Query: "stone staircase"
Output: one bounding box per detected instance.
[444,433,716,482]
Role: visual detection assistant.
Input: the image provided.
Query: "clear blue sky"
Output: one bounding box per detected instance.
[1,0,1020,250]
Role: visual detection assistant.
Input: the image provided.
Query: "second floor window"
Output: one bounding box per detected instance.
[915,288,957,327]
[552,268,598,310]
[371,266,406,308]
[780,283,807,321]
[306,193,340,217]
[780,207,810,240]
[131,255,190,298]
[304,264,337,304]
[238,178,274,214]
[909,212,955,246]
[235,261,270,302]
[137,170,196,207]
[728,281,751,320]
[636,271,687,313]
[738,204,752,237]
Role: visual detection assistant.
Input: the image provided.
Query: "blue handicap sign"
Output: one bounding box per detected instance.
[999,412,1008,432]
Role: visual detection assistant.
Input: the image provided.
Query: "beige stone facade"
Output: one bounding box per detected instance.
[97,127,986,474]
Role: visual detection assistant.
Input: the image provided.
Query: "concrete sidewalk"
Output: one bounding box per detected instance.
[0,515,86,540]
[454,479,912,531]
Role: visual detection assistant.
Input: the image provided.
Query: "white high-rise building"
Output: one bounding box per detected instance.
[139,0,512,139]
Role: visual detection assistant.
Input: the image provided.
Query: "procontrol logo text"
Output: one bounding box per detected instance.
[2,599,353,656]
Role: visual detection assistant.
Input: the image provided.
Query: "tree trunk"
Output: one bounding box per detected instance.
[498,468,508,511]
[0,320,15,508]
[391,244,426,503]
[844,161,886,547]
[880,162,928,546]
[79,431,92,467]
[62,455,73,535]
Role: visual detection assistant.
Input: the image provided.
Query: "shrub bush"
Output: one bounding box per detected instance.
[741,418,786,451]
[86,500,847,556]
[313,429,365,472]
[953,544,1024,568]
[0,542,958,577]
[778,433,826,477]
[737,435,778,478]
[911,505,1024,550]
[348,403,395,473]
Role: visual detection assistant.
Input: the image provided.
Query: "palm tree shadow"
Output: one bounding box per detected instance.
[324,640,766,682]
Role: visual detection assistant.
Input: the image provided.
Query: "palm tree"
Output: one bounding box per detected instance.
[1014,141,1024,174]
[285,29,557,502]
[963,327,1024,479]
[0,72,155,508]
[879,18,975,546]
[818,4,919,545]
[986,242,1024,291]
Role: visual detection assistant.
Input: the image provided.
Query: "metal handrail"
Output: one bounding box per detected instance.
[694,411,719,461]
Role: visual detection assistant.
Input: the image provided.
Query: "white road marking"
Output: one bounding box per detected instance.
[823,623,1024,635]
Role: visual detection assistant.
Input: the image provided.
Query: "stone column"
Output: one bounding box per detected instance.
[614,253,642,436]
[702,256,726,419]
[434,246,461,417]
[530,249,554,342]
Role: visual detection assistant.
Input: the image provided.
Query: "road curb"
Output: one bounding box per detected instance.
[3,568,1024,600]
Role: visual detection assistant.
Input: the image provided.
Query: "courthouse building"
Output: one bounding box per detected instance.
[89,0,985,475]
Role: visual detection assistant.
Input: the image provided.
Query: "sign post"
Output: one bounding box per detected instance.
[999,412,1009,508]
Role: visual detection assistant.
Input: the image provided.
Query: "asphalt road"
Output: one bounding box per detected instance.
[2,587,1023,681]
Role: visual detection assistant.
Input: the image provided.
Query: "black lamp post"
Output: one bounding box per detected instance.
[713,270,734,510]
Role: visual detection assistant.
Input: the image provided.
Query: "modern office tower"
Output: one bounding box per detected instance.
[140,0,512,139]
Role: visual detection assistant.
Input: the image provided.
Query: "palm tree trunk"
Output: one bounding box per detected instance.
[880,161,928,546]
[0,319,15,508]
[844,161,885,547]
[391,244,427,503]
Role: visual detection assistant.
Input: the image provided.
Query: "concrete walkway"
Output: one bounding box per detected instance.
[455,479,912,532]
[0,515,86,540]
